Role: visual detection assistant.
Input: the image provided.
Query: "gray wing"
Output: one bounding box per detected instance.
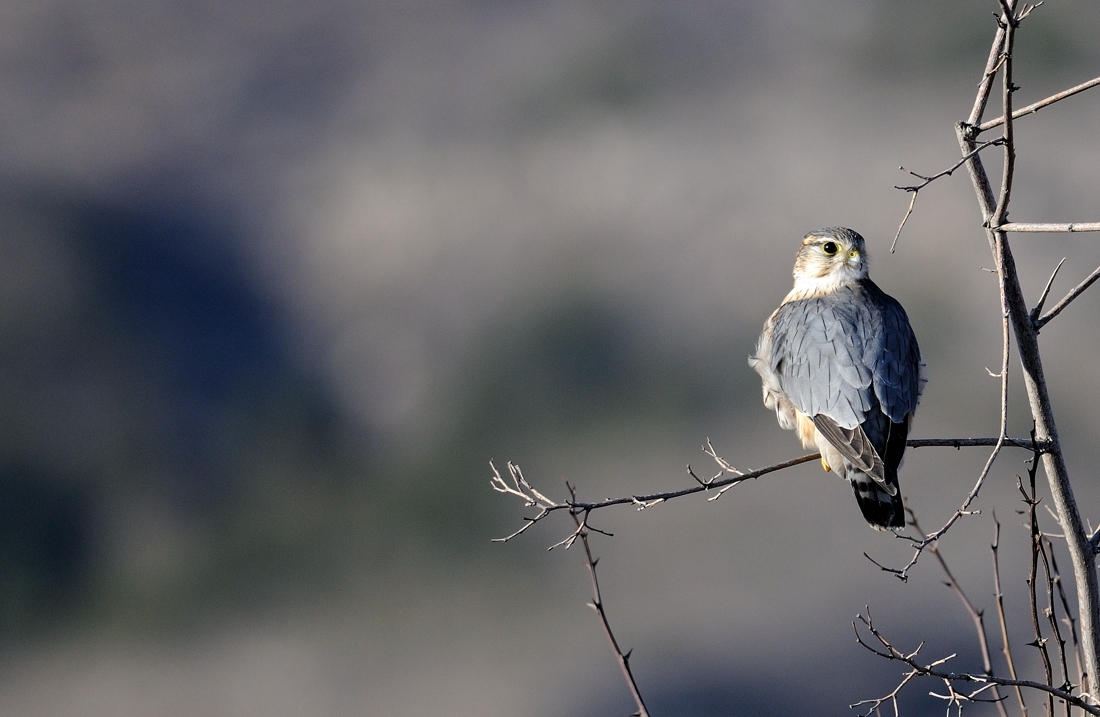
[767,288,877,430]
[865,283,923,423]
[769,282,921,429]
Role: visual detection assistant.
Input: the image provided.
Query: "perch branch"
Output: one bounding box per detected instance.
[492,438,1049,544]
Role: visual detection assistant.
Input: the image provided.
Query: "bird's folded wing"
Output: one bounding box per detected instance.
[811,414,893,495]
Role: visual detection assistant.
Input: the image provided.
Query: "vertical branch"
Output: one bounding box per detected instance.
[1023,473,1057,717]
[967,17,1008,126]
[955,2,1100,699]
[911,509,1010,717]
[1050,538,1085,706]
[992,2,1017,227]
[994,515,1031,716]
[1039,535,1073,714]
[568,491,651,717]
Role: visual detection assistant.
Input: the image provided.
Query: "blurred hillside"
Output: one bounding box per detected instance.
[0,1,1098,715]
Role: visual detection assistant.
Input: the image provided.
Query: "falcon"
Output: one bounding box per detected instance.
[748,227,923,529]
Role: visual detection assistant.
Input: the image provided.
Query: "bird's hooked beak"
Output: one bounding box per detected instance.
[846,249,862,268]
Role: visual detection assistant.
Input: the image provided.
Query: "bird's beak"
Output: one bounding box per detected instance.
[847,249,861,267]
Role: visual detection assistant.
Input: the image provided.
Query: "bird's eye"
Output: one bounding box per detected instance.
[822,241,838,256]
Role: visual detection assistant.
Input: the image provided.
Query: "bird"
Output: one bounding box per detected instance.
[748,227,923,529]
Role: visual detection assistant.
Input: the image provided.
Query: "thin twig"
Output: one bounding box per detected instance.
[855,611,1100,714]
[1035,264,1100,330]
[978,75,1100,132]
[1040,533,1073,711]
[1050,536,1086,704]
[568,486,651,717]
[1031,257,1067,323]
[890,138,1004,252]
[993,514,1030,716]
[890,191,918,254]
[896,138,1006,194]
[910,507,1010,717]
[1022,470,1057,717]
[872,252,1013,582]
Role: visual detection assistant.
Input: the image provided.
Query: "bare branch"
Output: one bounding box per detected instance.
[1031,257,1067,323]
[569,491,651,717]
[908,436,1053,450]
[1035,264,1100,330]
[896,138,1006,194]
[1022,470,1058,717]
[493,439,1048,545]
[993,515,1030,716]
[890,190,918,254]
[1049,536,1086,696]
[955,1,1100,692]
[998,222,1100,233]
[966,13,1008,127]
[855,611,1100,715]
[991,0,1018,228]
[889,137,1005,252]
[978,75,1100,132]
[910,508,1010,717]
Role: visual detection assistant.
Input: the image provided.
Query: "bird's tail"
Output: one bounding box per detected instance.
[849,470,904,530]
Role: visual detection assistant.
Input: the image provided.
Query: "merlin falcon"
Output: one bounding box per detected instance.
[749,227,923,529]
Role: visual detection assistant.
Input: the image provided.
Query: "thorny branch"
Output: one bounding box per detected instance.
[890,137,1005,252]
[491,437,1049,546]
[1049,536,1085,699]
[568,485,651,717]
[993,515,1029,716]
[1030,257,1067,325]
[854,611,1100,716]
[1022,464,1058,717]
[909,508,1010,717]
[1033,264,1100,331]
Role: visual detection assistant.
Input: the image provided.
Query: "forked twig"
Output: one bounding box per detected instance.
[978,75,1100,132]
[1034,264,1100,330]
[855,610,1100,715]
[1030,257,1067,323]
[890,137,1005,251]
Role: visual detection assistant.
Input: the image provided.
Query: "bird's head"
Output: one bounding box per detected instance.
[790,227,868,297]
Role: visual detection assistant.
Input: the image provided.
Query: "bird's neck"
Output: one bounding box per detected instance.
[785,272,864,301]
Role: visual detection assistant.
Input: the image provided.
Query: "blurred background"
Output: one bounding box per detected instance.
[0,0,1098,714]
